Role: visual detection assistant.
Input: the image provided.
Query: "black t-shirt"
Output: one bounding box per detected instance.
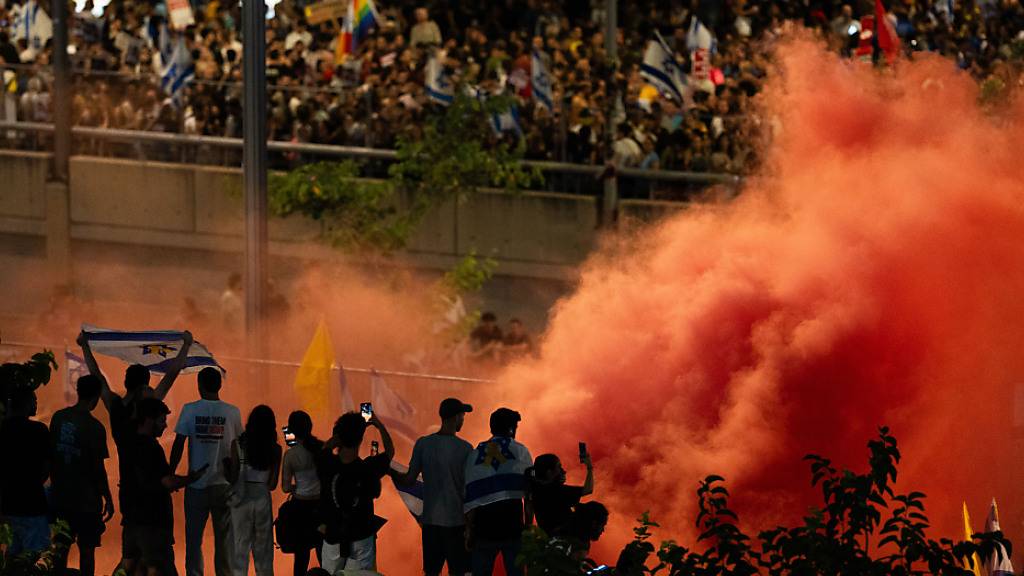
[50,406,109,514]
[109,395,139,512]
[531,483,584,537]
[474,498,526,541]
[0,417,51,516]
[122,433,173,530]
[319,453,391,544]
[470,325,503,348]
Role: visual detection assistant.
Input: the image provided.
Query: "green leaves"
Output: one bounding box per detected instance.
[519,428,1014,576]
[265,90,541,253]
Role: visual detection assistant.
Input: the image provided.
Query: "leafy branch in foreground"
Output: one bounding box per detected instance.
[522,427,1012,576]
[265,90,542,252]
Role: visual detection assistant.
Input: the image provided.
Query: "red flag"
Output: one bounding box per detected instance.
[874,0,900,62]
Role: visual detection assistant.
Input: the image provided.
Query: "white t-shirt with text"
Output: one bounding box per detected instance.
[174,399,243,489]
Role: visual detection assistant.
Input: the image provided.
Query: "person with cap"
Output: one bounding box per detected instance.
[392,398,475,576]
[463,408,533,576]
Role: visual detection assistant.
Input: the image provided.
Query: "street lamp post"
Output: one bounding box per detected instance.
[243,0,267,362]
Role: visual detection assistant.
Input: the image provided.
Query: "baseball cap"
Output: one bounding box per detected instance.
[439,398,473,419]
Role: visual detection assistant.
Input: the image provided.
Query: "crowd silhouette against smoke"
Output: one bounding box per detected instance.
[4,1,1024,574]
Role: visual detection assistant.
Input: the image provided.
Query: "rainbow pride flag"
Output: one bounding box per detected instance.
[335,0,378,63]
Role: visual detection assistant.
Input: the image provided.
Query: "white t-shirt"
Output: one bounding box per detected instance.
[174,399,243,488]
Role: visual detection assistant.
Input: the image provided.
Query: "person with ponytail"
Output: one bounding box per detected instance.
[279,410,325,576]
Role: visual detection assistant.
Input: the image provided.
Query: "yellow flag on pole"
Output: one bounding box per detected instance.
[294,319,335,422]
[963,501,982,576]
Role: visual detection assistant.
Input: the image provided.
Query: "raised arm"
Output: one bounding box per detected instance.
[369,414,395,460]
[153,331,193,401]
[77,331,113,412]
[581,454,594,497]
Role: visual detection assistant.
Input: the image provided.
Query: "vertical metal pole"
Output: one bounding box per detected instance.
[601,0,618,227]
[51,0,71,182]
[243,0,267,359]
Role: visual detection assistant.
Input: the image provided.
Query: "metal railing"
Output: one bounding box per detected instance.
[0,120,741,201]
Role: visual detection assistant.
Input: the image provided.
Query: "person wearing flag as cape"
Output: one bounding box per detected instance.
[464,407,533,576]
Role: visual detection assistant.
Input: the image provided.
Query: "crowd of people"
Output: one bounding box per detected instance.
[1,0,1021,176]
[0,329,605,575]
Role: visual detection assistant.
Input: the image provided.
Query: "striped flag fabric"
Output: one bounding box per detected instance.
[335,0,378,63]
[389,461,424,520]
[985,498,1014,576]
[370,370,419,443]
[159,30,194,107]
[425,52,454,105]
[64,350,89,404]
[531,49,554,112]
[463,436,532,513]
[81,324,222,374]
[640,30,690,106]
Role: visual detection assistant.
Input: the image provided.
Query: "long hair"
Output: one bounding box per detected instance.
[242,404,278,471]
[287,410,323,453]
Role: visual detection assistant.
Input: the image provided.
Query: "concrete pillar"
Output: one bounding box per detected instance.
[45,180,71,287]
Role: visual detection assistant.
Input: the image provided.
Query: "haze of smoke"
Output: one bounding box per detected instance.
[497,36,1024,559]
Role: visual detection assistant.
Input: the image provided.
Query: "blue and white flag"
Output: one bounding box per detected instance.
[65,350,90,404]
[491,105,522,136]
[640,31,690,105]
[13,0,53,51]
[985,498,1014,576]
[686,16,716,53]
[389,461,424,520]
[370,370,418,443]
[425,53,454,106]
[531,49,554,112]
[160,30,194,107]
[464,436,532,512]
[338,365,356,413]
[81,324,222,374]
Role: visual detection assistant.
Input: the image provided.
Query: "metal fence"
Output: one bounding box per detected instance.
[0,120,740,202]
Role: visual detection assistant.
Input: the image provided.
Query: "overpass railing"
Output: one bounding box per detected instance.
[0,121,740,204]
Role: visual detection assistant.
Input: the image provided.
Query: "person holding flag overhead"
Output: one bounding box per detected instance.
[464,407,533,576]
[392,398,475,576]
[77,327,195,572]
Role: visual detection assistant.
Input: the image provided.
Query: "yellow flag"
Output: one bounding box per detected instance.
[963,502,982,576]
[294,319,335,422]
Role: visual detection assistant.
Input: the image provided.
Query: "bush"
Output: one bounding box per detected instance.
[521,427,1011,575]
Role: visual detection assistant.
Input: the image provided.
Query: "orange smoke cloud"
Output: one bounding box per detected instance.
[499,35,1024,562]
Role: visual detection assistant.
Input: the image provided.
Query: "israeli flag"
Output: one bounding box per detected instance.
[425,53,454,105]
[65,351,90,404]
[81,324,223,374]
[14,0,53,51]
[370,370,419,443]
[686,16,716,53]
[640,31,689,105]
[985,499,1015,576]
[491,106,521,136]
[531,49,554,112]
[389,461,424,520]
[464,436,532,512]
[160,30,194,107]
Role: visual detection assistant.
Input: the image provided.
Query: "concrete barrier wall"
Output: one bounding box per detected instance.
[0,151,48,221]
[0,154,614,278]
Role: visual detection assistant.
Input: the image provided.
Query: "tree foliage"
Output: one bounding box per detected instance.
[267,90,541,251]
[521,428,1011,575]
[0,349,55,417]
